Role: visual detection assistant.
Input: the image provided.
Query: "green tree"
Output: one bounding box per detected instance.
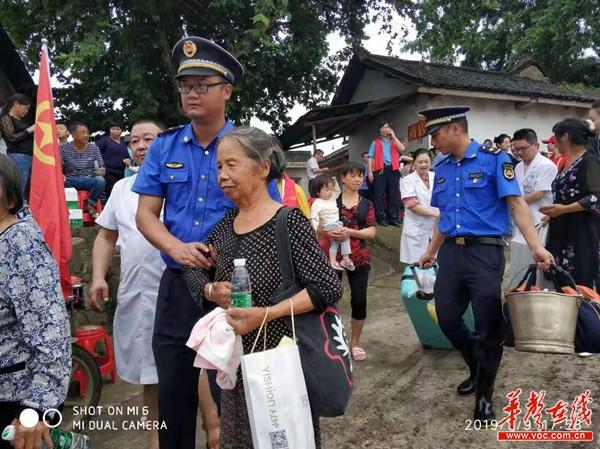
[403,0,600,87]
[0,0,400,133]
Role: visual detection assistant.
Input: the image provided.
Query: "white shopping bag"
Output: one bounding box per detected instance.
[241,302,316,449]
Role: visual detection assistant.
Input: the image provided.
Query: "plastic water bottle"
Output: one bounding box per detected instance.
[93,160,99,175]
[2,425,92,448]
[231,259,252,308]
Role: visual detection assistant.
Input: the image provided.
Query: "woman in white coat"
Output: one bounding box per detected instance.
[400,149,439,264]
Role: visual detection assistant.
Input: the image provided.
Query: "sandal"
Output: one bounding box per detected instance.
[331,261,344,271]
[340,259,355,271]
[351,346,367,361]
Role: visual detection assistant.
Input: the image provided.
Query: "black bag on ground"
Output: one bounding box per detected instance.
[268,207,352,417]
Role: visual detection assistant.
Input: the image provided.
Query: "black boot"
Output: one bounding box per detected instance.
[473,345,503,426]
[457,348,477,395]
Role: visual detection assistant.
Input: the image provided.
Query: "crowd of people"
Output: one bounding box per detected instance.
[0,97,133,219]
[1,31,599,449]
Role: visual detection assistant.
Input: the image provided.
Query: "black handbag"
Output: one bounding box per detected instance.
[269,207,352,417]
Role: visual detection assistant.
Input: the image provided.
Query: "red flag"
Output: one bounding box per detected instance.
[29,42,72,298]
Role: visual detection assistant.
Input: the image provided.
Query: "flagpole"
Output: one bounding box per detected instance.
[41,38,51,77]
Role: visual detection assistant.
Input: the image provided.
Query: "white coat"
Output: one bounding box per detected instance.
[95,174,165,384]
[399,170,437,264]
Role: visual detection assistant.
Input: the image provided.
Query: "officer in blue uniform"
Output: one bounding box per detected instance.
[418,106,553,425]
[133,36,280,449]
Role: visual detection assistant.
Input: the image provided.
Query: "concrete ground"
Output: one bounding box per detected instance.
[80,227,599,449]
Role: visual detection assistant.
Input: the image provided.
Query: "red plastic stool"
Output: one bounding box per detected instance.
[77,190,103,226]
[74,325,118,383]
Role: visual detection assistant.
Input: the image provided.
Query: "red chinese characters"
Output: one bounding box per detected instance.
[498,388,523,430]
[524,390,546,430]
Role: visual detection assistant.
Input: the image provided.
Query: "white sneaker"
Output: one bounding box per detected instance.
[577,352,593,358]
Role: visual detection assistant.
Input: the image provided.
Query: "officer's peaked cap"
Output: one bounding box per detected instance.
[417,106,470,137]
[171,36,244,85]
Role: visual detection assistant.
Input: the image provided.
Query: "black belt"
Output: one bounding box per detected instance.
[446,236,506,247]
[0,362,26,375]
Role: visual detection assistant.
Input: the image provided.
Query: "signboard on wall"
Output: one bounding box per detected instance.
[407,120,427,142]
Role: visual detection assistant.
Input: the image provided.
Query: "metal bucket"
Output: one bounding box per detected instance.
[505,290,580,354]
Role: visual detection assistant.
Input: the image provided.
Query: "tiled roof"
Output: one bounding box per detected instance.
[285,150,311,163]
[283,150,310,167]
[332,54,600,105]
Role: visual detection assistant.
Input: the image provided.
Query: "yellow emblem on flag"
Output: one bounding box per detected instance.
[33,100,56,166]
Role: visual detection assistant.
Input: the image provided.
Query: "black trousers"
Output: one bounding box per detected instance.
[434,241,505,356]
[104,167,124,199]
[153,268,206,449]
[373,165,400,221]
[338,264,370,320]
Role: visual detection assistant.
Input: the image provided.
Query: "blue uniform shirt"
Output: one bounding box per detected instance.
[132,120,281,268]
[431,140,521,237]
[368,138,392,165]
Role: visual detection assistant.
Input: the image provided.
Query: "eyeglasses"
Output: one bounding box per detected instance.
[177,82,228,95]
[513,142,537,153]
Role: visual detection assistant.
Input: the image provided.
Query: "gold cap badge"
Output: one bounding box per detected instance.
[183,40,197,58]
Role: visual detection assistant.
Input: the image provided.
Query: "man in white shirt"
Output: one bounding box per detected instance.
[509,128,557,288]
[89,119,165,449]
[306,148,329,196]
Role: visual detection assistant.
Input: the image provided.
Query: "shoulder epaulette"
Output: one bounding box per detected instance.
[479,144,502,155]
[158,124,186,137]
[433,154,451,167]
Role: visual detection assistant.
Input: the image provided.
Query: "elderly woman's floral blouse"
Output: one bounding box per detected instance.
[0,221,71,412]
[546,152,600,287]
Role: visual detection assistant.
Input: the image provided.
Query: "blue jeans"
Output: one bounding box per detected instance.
[64,176,106,205]
[8,153,32,193]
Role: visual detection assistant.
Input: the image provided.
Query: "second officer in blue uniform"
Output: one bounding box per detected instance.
[418,106,553,425]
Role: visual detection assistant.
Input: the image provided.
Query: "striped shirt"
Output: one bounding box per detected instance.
[61,142,105,178]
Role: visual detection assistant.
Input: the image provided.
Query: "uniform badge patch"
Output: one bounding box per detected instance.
[183,40,197,58]
[469,172,484,180]
[437,177,445,184]
[502,163,515,180]
[165,162,185,169]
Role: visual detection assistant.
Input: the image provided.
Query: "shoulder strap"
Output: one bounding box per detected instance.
[357,198,370,228]
[479,144,501,155]
[157,124,186,137]
[275,207,296,285]
[336,197,370,228]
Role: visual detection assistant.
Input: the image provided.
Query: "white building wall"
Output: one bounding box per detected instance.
[424,95,587,145]
[350,69,417,104]
[343,93,587,163]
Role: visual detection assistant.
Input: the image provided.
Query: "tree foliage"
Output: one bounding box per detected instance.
[0,0,399,133]
[403,0,600,88]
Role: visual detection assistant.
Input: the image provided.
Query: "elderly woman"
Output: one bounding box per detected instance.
[0,155,71,449]
[183,127,342,449]
[399,149,438,264]
[541,118,600,288]
[0,94,35,194]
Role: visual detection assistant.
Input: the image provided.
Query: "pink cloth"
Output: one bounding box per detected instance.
[186,307,243,390]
